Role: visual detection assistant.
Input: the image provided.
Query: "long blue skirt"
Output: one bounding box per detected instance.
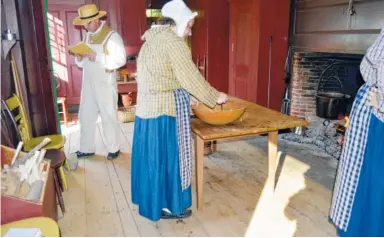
[131,115,192,221]
[338,113,384,237]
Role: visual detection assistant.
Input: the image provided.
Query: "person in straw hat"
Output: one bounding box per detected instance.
[131,0,228,221]
[72,4,126,160]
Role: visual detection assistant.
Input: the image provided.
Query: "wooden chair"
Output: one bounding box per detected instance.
[2,99,67,215]
[57,97,69,127]
[5,94,66,151]
[1,102,21,148]
[4,95,69,190]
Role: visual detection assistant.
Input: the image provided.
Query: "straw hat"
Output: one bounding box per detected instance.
[73,4,106,26]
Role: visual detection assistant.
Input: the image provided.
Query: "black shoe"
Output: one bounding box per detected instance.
[107,150,120,160]
[160,209,192,220]
[76,151,95,158]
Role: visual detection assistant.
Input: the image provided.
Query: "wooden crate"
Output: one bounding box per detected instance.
[1,146,57,224]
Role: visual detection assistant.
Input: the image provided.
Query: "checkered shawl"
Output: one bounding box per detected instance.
[174,89,192,190]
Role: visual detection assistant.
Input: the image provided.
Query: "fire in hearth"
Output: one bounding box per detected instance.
[345,116,350,128]
[335,116,349,134]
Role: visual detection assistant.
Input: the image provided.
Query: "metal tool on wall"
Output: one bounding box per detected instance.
[346,0,356,29]
[267,36,273,108]
[2,29,17,59]
[281,46,292,115]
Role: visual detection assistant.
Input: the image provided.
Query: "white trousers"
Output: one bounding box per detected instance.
[79,69,119,153]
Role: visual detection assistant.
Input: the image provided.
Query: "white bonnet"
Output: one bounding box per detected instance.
[161,0,198,37]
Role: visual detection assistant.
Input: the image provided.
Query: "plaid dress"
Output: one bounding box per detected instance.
[132,26,220,220]
[330,29,384,231]
[329,84,372,231]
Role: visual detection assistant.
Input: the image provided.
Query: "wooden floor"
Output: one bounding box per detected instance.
[58,120,337,237]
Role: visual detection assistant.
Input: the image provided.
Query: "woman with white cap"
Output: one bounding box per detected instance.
[131,0,228,221]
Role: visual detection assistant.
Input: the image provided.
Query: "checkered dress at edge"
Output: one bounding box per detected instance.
[329,84,372,231]
[174,89,192,190]
[329,29,384,231]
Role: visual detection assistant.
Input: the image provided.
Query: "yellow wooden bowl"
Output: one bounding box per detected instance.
[192,101,246,125]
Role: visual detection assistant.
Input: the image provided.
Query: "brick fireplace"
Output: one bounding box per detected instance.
[290,52,365,120]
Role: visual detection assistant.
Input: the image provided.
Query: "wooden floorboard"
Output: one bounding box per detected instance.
[57,122,336,237]
[82,124,124,237]
[114,123,167,237]
[110,148,164,236]
[58,128,87,237]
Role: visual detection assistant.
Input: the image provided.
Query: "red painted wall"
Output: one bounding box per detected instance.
[93,0,147,56]
[257,0,290,110]
[120,0,148,56]
[228,0,260,103]
[190,0,230,94]
[206,0,230,93]
[229,0,290,111]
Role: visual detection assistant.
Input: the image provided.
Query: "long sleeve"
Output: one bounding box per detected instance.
[167,38,219,108]
[376,63,384,113]
[95,32,127,70]
[360,28,384,113]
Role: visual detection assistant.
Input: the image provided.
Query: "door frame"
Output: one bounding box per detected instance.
[47,3,85,106]
[44,2,86,129]
[228,0,258,102]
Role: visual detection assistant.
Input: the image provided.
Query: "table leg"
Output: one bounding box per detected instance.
[194,133,205,210]
[268,131,278,184]
[212,140,217,152]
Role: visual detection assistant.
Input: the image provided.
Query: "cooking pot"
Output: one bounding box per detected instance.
[316,92,351,119]
[315,73,352,119]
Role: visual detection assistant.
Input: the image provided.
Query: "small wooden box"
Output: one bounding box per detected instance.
[1,146,57,224]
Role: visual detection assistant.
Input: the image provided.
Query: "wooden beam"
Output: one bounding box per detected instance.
[292,0,384,53]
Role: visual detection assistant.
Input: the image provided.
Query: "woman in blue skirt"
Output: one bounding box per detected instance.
[329,29,384,236]
[131,0,228,221]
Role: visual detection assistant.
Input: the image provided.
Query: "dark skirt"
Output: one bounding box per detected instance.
[131,115,192,221]
[338,113,384,237]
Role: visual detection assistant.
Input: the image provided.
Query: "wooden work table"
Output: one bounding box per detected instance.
[191,97,308,210]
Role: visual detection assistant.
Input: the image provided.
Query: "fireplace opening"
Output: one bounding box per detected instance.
[281,52,365,160]
[315,60,365,119]
[289,52,365,120]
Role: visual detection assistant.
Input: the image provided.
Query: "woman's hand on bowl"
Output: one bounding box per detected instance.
[217,92,228,104]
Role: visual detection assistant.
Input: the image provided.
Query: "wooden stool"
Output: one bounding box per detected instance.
[57,97,69,127]
[45,149,68,214]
